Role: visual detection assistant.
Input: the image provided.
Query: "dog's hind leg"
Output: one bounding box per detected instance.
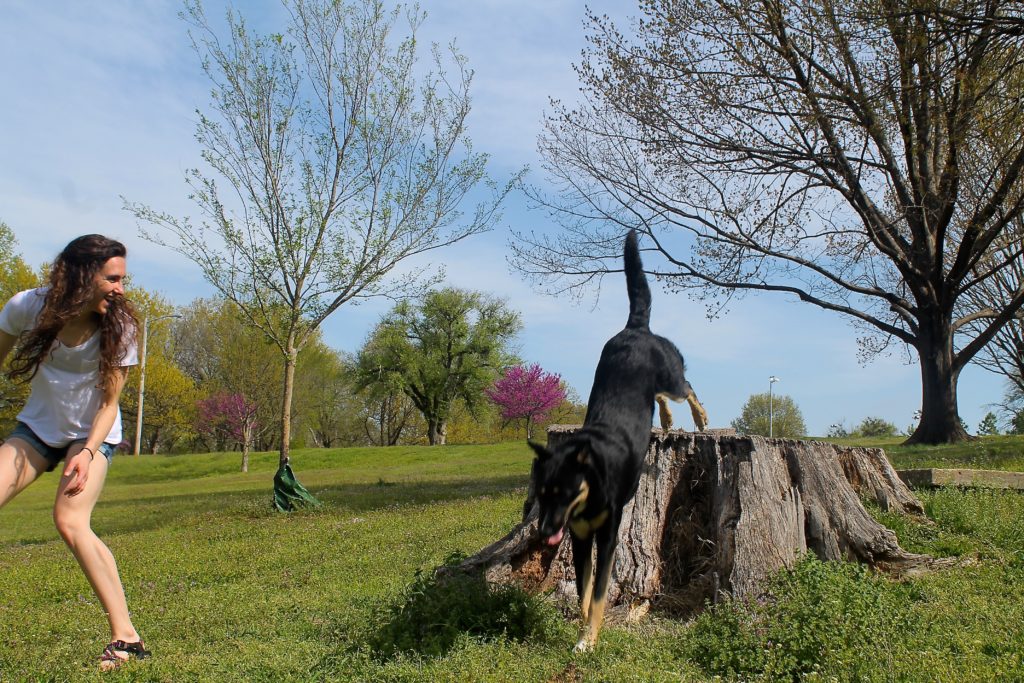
[686,389,708,432]
[575,526,617,652]
[656,394,674,430]
[658,382,708,432]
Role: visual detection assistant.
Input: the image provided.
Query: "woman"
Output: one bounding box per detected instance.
[0,234,150,671]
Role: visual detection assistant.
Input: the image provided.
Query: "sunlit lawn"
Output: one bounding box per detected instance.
[826,434,1024,472]
[0,439,1022,681]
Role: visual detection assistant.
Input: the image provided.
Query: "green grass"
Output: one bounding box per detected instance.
[822,434,1024,472]
[1,440,1023,681]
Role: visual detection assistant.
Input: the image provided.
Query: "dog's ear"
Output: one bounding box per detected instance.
[528,441,552,462]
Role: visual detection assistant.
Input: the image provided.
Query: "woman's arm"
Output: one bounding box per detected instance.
[62,366,130,497]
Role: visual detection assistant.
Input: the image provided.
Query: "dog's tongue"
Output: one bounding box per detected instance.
[545,528,564,546]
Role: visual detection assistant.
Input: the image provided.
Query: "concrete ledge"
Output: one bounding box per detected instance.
[897,468,1024,490]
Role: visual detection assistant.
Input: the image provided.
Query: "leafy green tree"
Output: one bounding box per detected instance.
[977,412,1000,436]
[0,223,39,433]
[999,368,1024,433]
[513,0,1024,445]
[172,297,283,453]
[355,288,521,445]
[178,308,360,452]
[852,417,900,439]
[120,289,199,454]
[132,355,200,454]
[292,344,366,448]
[0,222,38,302]
[731,393,806,439]
[442,399,507,445]
[126,0,516,470]
[1010,409,1024,435]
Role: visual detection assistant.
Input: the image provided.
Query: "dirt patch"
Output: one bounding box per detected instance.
[546,661,582,683]
[511,544,558,592]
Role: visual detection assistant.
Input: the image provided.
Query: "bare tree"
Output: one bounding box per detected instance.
[360,389,419,446]
[961,221,1024,410]
[127,0,517,468]
[512,0,1024,444]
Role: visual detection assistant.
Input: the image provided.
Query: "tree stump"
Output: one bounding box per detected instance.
[453,426,944,617]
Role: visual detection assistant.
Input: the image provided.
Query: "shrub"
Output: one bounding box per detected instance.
[853,416,901,438]
[369,553,563,659]
[826,421,850,438]
[686,556,911,680]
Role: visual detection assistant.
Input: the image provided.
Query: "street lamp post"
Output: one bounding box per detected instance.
[768,375,780,438]
[133,314,182,456]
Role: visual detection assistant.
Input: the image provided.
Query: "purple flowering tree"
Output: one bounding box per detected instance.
[197,392,260,472]
[486,364,567,439]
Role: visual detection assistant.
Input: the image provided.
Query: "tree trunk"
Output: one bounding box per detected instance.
[146,428,162,455]
[428,419,447,446]
[907,319,971,444]
[280,345,297,465]
[452,427,949,617]
[241,433,250,473]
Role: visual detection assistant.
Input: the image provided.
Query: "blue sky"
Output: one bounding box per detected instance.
[0,0,1008,436]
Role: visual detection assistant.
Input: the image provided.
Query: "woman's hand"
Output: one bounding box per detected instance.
[62,449,93,497]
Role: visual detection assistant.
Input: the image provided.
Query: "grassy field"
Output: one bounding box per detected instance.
[0,437,1022,681]
[832,434,1024,472]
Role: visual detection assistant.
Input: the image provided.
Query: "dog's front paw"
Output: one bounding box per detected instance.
[574,624,598,653]
[573,638,594,653]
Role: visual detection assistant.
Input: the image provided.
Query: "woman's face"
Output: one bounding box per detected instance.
[90,256,127,316]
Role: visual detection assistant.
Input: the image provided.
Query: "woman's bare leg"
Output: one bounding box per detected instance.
[52,448,141,649]
[0,437,49,507]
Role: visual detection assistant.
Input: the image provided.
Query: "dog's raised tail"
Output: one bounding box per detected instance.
[624,230,651,329]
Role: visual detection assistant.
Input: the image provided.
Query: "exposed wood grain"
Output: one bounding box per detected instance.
[452,428,947,616]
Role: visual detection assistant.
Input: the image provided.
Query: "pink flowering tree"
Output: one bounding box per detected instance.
[197,392,260,472]
[486,364,567,439]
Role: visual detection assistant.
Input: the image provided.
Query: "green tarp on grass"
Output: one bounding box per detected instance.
[273,459,321,512]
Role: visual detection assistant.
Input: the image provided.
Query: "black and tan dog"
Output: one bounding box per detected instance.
[529,230,707,651]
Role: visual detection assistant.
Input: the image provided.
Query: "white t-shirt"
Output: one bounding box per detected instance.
[0,288,138,447]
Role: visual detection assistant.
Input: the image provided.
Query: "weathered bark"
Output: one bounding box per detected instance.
[455,426,946,617]
[906,320,971,445]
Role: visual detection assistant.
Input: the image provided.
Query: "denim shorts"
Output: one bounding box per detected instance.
[6,422,116,472]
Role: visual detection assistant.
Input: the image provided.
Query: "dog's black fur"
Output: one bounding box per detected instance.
[529,230,706,651]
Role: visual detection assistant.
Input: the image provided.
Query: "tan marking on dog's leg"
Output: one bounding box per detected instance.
[577,552,594,623]
[575,552,615,652]
[687,392,708,432]
[656,394,673,431]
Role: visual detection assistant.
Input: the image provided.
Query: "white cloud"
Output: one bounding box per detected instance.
[0,0,1000,437]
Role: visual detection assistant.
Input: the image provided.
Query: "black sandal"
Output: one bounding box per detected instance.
[99,639,151,670]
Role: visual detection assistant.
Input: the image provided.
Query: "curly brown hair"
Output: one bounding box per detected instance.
[7,234,138,391]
